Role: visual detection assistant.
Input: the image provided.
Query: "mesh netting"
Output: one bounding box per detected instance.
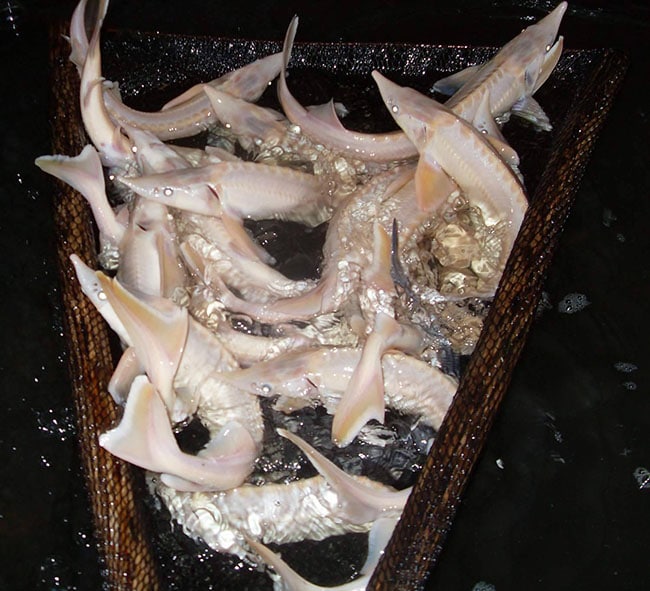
[47,21,628,591]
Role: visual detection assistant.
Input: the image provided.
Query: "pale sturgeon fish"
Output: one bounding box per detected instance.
[72,258,264,436]
[221,345,457,431]
[35,146,124,250]
[208,165,415,325]
[120,124,315,303]
[103,51,284,141]
[120,124,313,304]
[373,71,529,296]
[150,429,409,558]
[278,17,417,163]
[100,375,258,492]
[78,3,135,171]
[436,1,567,132]
[117,160,331,227]
[71,259,266,491]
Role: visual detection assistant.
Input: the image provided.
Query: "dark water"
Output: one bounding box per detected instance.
[1,1,649,590]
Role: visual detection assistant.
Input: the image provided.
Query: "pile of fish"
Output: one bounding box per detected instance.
[36,0,567,588]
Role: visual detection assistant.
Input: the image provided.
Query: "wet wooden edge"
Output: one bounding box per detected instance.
[47,22,163,591]
[46,18,629,591]
[369,48,630,590]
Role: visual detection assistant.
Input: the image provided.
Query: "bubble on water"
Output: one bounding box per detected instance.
[472,582,496,591]
[535,290,553,316]
[557,292,590,314]
[633,467,650,490]
[602,207,617,227]
[622,381,637,391]
[614,362,638,373]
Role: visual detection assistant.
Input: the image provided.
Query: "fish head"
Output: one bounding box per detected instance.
[372,70,447,151]
[506,2,567,93]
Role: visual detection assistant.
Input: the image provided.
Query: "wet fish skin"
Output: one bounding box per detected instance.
[151,469,403,558]
[435,1,567,131]
[278,16,417,163]
[221,346,457,431]
[104,52,284,141]
[78,4,135,171]
[373,70,528,295]
[117,160,331,227]
[99,375,258,492]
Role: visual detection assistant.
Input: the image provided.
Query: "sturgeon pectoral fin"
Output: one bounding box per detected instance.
[431,64,482,96]
[414,156,459,213]
[95,273,188,411]
[108,347,143,405]
[512,95,552,131]
[99,376,256,491]
[279,429,410,524]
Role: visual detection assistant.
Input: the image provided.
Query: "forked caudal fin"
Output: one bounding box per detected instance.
[247,515,399,591]
[35,146,125,246]
[99,375,257,491]
[279,428,410,524]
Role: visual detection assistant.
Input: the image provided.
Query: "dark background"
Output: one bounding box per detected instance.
[1,1,649,589]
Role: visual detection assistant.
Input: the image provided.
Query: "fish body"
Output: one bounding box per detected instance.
[104,52,284,141]
[373,71,528,295]
[437,2,567,131]
[278,17,417,163]
[222,346,457,431]
[41,2,569,588]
